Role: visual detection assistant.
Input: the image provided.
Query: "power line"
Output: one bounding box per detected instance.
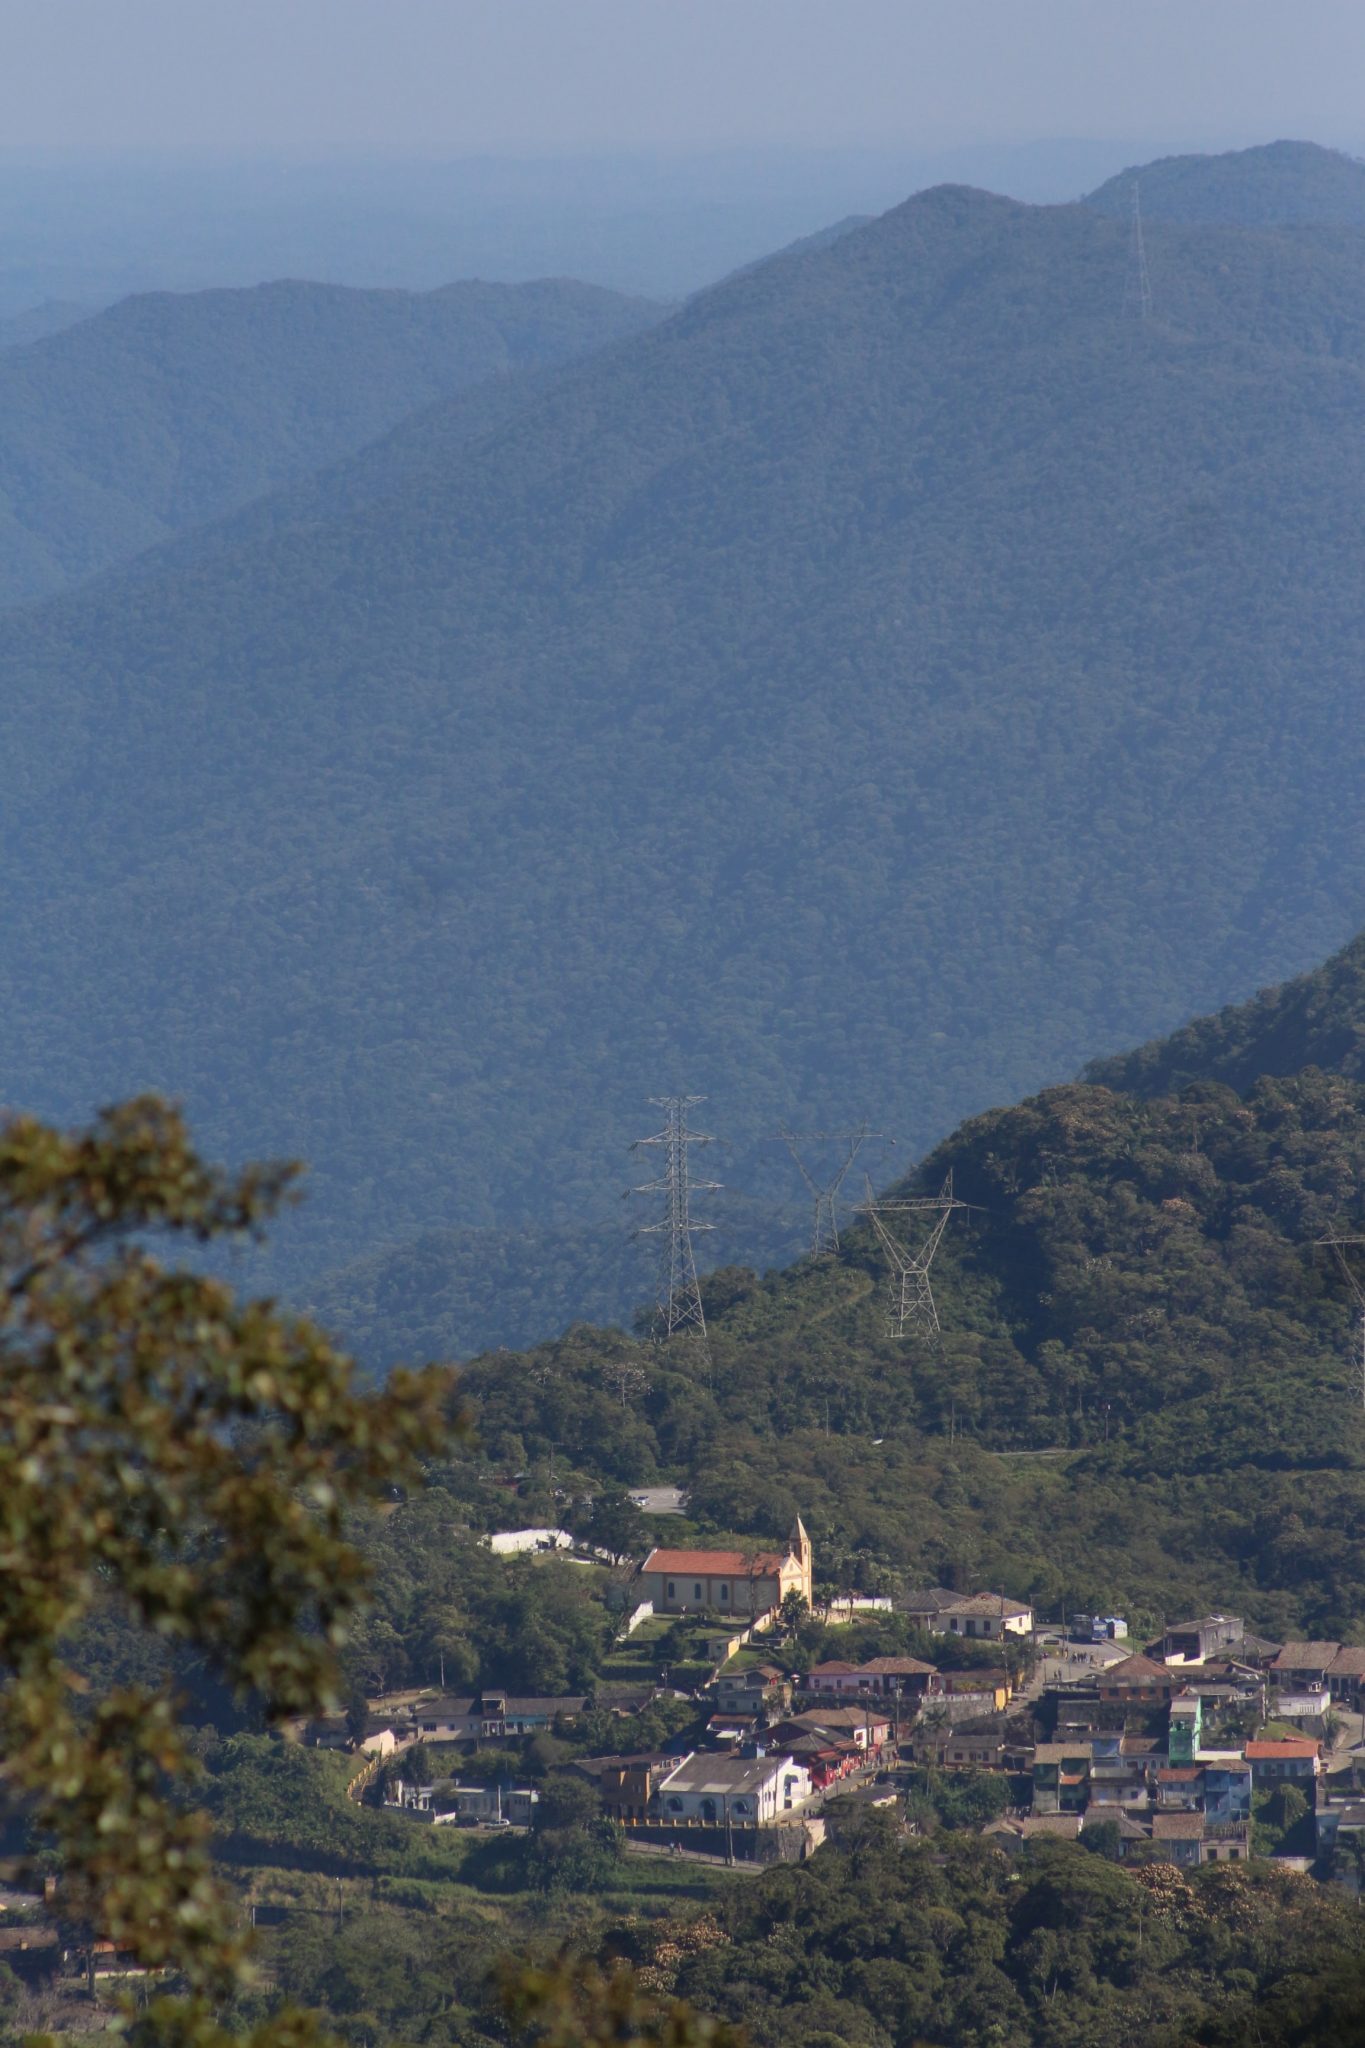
[631,1096,720,1352]
[857,1170,968,1340]
[1125,176,1153,322]
[776,1122,879,1257]
[1317,1232,1365,1414]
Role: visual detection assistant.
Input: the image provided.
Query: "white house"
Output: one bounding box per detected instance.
[934,1593,1034,1640]
[655,1754,812,1826]
[485,1528,573,1556]
[358,1721,404,1758]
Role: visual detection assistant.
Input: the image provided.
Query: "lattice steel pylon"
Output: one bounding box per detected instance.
[1317,1231,1365,1413]
[777,1122,876,1257]
[632,1097,721,1347]
[858,1171,967,1340]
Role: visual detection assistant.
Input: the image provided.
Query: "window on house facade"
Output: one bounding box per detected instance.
[667,1581,675,1599]
[694,1583,702,1601]
[719,1584,729,1601]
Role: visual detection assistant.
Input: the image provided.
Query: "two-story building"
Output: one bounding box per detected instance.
[1201,1757,1253,1824]
[1150,1811,1205,1865]
[1096,1654,1181,1704]
[1087,1733,1158,1811]
[1269,1642,1341,1690]
[1032,1742,1092,1815]
[1328,1646,1365,1707]
[712,1663,789,1714]
[800,1655,939,1702]
[1157,1615,1245,1665]
[655,1754,812,1826]
[1245,1737,1320,1788]
[1167,1691,1202,1763]
[934,1593,1034,1640]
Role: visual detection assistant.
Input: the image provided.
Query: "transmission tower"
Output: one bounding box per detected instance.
[858,1171,967,1340]
[1125,177,1153,322]
[777,1122,877,1257]
[1317,1232,1365,1413]
[631,1097,720,1347]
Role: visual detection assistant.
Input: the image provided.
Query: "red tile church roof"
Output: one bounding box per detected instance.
[643,1548,787,1577]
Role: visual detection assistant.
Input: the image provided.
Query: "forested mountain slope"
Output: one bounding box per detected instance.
[1089,930,1365,1099]
[0,276,663,606]
[456,1045,1365,1637]
[1086,139,1365,225]
[7,155,1365,1302]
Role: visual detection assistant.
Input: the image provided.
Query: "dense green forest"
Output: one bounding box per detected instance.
[7,147,1365,1340]
[315,931,1365,1361]
[309,1197,817,1367]
[203,1790,1365,2047]
[0,275,662,606]
[423,938,1365,1641]
[664,1821,1365,2048]
[1088,929,1365,1099]
[1086,139,1365,225]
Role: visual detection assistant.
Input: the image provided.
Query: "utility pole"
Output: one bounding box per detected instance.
[776,1122,878,1257]
[632,1097,720,1353]
[857,1172,968,1340]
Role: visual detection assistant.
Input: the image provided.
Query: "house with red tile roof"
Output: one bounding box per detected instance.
[637,1517,812,1617]
[1244,1737,1320,1786]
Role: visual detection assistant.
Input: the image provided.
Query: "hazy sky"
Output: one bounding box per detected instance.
[6,0,1365,157]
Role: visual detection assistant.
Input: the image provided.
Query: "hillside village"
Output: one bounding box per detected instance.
[322,1513,1365,1883]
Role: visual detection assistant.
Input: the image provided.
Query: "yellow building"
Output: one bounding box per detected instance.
[637,1517,812,1619]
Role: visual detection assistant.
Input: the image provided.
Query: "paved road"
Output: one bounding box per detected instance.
[630,1486,687,1515]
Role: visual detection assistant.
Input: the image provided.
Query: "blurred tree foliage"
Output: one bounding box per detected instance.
[0,1097,452,2045]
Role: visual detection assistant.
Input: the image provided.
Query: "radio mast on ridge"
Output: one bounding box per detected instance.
[632,1097,720,1350]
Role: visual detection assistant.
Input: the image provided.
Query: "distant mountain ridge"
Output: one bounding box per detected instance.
[1086,139,1365,225]
[0,298,99,351]
[0,275,664,608]
[6,147,1365,1311]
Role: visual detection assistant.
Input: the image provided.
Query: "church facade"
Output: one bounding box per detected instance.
[637,1517,813,1619]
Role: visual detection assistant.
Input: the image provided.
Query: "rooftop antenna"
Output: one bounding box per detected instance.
[631,1097,720,1354]
[1126,176,1153,322]
[857,1170,967,1340]
[1317,1232,1365,1414]
[776,1122,878,1257]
